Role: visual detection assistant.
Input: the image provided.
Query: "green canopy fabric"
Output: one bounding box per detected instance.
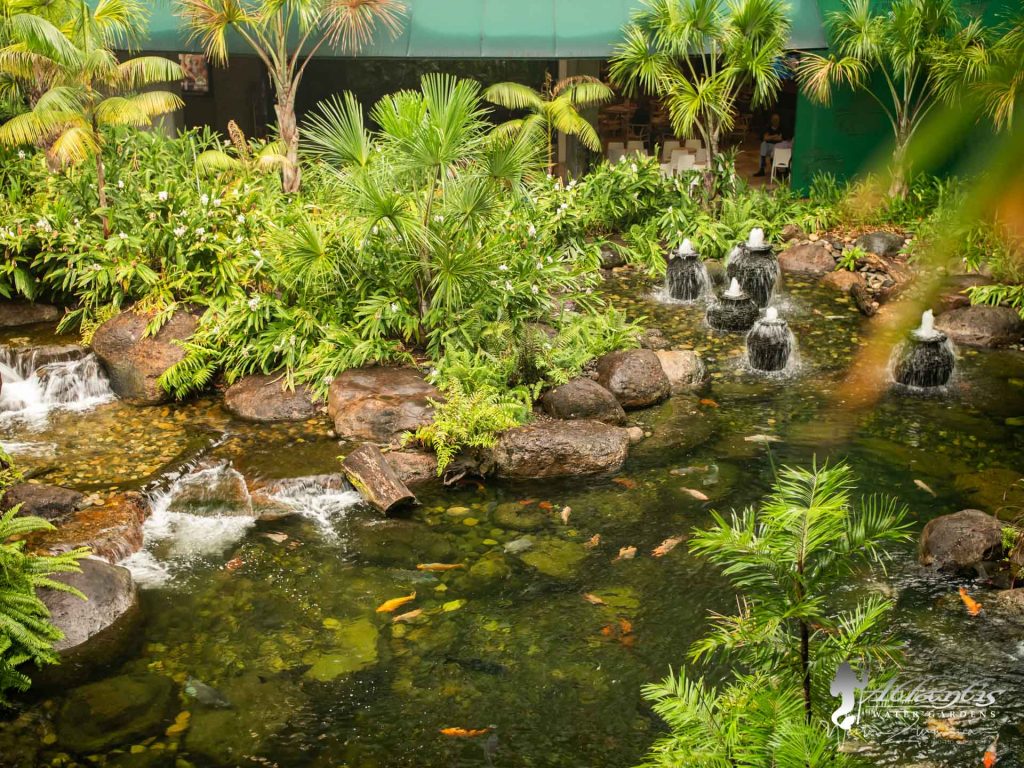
[144,0,827,57]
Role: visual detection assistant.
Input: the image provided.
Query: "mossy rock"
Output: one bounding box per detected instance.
[303,618,380,682]
[106,747,177,768]
[350,519,455,567]
[458,552,512,596]
[56,673,175,754]
[954,468,1024,517]
[492,502,549,532]
[520,539,587,580]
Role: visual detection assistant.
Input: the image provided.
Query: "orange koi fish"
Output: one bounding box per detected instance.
[440,727,490,738]
[984,735,999,768]
[613,477,637,490]
[416,563,464,572]
[393,608,423,623]
[959,587,983,616]
[376,591,416,613]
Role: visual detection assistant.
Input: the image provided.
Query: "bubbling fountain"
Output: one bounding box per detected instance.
[706,278,759,332]
[892,310,956,388]
[665,238,710,302]
[747,307,795,372]
[726,227,779,308]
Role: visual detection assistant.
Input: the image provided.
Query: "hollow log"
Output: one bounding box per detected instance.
[342,444,416,514]
[850,283,878,317]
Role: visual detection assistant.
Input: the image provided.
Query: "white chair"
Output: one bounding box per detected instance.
[771,147,792,183]
[685,138,702,151]
[607,142,625,164]
[661,140,681,162]
[626,140,646,156]
[660,149,689,177]
[674,152,696,174]
[695,148,708,164]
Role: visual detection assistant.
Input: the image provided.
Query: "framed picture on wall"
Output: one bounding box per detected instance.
[179,54,211,96]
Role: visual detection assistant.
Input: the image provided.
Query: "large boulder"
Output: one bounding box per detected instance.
[934,305,1024,347]
[595,349,671,409]
[33,492,149,563]
[778,243,836,275]
[919,509,1004,572]
[655,350,708,393]
[855,231,906,258]
[820,270,867,293]
[2,482,83,520]
[0,301,61,327]
[938,273,990,312]
[40,558,140,672]
[91,309,198,404]
[384,450,439,485]
[223,374,320,422]
[56,673,175,754]
[540,378,626,425]
[328,367,439,443]
[492,420,629,478]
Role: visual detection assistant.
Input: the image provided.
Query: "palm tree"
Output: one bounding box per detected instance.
[0,0,182,234]
[483,72,613,175]
[609,0,790,164]
[797,0,992,198]
[178,0,406,194]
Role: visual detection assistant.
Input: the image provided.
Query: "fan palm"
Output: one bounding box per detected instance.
[609,0,790,164]
[178,0,406,193]
[0,0,182,234]
[483,72,613,174]
[796,0,1005,198]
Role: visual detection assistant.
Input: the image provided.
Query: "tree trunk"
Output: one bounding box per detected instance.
[887,128,910,198]
[800,619,812,723]
[275,94,301,194]
[342,444,416,514]
[94,143,110,238]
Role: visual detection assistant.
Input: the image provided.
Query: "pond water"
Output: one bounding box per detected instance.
[1,273,1023,768]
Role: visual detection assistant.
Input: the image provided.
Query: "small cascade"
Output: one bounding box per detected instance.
[706,278,759,332]
[892,310,956,389]
[262,475,362,535]
[747,307,796,373]
[725,227,779,308]
[664,239,710,302]
[0,344,114,421]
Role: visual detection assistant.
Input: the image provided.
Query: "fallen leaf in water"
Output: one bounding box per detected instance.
[224,557,244,572]
[376,591,416,613]
[681,488,709,501]
[958,587,983,616]
[518,498,537,506]
[926,717,966,741]
[614,546,637,562]
[613,477,637,490]
[538,501,553,511]
[652,536,685,557]
[914,479,937,496]
[619,634,635,648]
[416,563,464,572]
[619,617,633,635]
[262,532,288,544]
[699,398,719,408]
[583,534,601,549]
[744,434,781,443]
[582,593,606,606]
[599,625,614,637]
[439,727,490,738]
[393,608,423,623]
[560,506,572,525]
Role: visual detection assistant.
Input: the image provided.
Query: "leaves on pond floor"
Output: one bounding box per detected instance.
[612,477,637,490]
[614,546,637,562]
[583,534,601,549]
[582,593,606,606]
[652,536,685,557]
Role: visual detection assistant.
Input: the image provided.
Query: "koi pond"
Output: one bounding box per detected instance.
[1,274,1023,768]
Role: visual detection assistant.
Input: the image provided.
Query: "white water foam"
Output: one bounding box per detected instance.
[0,346,114,425]
[263,476,362,538]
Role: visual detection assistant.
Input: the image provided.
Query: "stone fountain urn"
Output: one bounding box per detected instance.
[892,310,956,388]
[707,279,759,332]
[726,228,779,307]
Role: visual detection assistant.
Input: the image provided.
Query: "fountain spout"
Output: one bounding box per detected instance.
[747,228,766,249]
[724,278,744,298]
[914,309,940,340]
[677,238,695,256]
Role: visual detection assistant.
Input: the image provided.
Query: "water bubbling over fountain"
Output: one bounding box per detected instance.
[726,228,780,307]
[0,345,114,423]
[665,238,710,302]
[892,310,956,388]
[706,278,759,331]
[747,306,795,372]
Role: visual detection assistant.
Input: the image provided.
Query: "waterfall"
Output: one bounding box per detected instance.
[0,345,114,421]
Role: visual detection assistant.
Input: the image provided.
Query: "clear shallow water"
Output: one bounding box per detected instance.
[0,276,1023,768]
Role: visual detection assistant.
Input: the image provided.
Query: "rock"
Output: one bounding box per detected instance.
[778,243,836,275]
[91,309,198,404]
[626,426,645,444]
[56,673,175,753]
[540,378,625,425]
[820,270,866,293]
[599,242,626,269]
[223,374,320,422]
[780,224,805,242]
[919,509,1004,572]
[13,344,88,371]
[638,328,671,351]
[855,231,906,258]
[302,617,379,682]
[519,539,586,580]
[328,366,439,443]
[0,301,61,327]
[595,349,670,409]
[655,350,708,393]
[492,420,629,478]
[992,588,1024,617]
[850,282,878,317]
[938,273,990,312]
[166,462,252,517]
[492,502,549,532]
[460,552,511,595]
[954,468,1024,516]
[384,450,439,485]
[350,519,454,567]
[40,558,140,674]
[33,492,148,563]
[2,482,83,520]
[934,305,1024,347]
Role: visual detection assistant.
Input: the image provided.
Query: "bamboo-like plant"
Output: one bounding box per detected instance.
[0,0,183,234]
[609,0,790,164]
[483,72,613,174]
[178,0,406,193]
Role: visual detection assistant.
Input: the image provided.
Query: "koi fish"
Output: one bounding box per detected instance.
[699,398,719,408]
[393,608,423,623]
[959,587,983,616]
[416,563,464,572]
[560,506,572,525]
[583,534,601,549]
[439,727,490,738]
[984,735,999,768]
[652,536,685,557]
[518,498,537,506]
[681,488,709,501]
[224,556,244,572]
[538,501,553,511]
[614,546,637,562]
[914,479,937,497]
[619,617,633,635]
[376,591,416,613]
[582,593,606,606]
[613,477,637,490]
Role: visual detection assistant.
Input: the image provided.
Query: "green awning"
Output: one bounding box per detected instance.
[142,0,826,57]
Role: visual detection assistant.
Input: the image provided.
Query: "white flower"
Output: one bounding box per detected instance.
[389,302,399,313]
[567,179,576,189]
[499,264,508,272]
[236,214,245,223]
[585,287,593,295]
[35,218,51,232]
[213,198,222,207]
[91,263,102,272]
[17,150,26,160]
[195,227,206,235]
[371,226,379,235]
[433,214,444,223]
[200,194,210,206]
[558,203,569,212]
[503,280,513,291]
[117,180,125,189]
[158,191,168,202]
[527,224,537,237]
[618,155,627,164]
[247,296,260,311]
[252,249,261,258]
[630,163,638,173]
[537,260,544,269]
[118,232,128,240]
[235,235,243,244]
[531,284,539,295]
[173,226,186,237]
